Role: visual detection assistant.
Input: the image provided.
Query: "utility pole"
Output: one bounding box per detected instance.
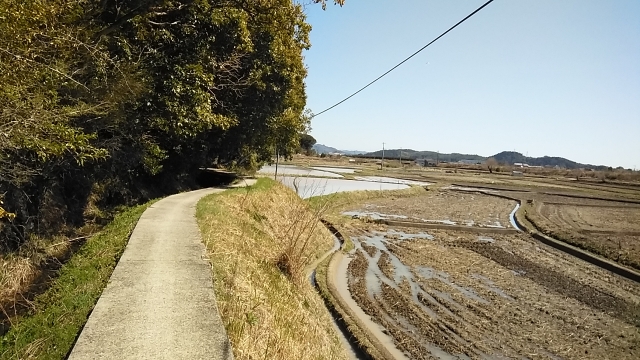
[399,149,402,169]
[274,146,279,180]
[381,142,385,171]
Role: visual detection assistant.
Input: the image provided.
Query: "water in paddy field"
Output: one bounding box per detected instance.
[354,176,432,186]
[311,166,358,174]
[351,231,498,360]
[341,210,409,220]
[509,203,522,231]
[258,165,344,178]
[276,176,410,198]
[343,209,463,226]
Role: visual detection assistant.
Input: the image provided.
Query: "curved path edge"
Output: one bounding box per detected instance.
[68,182,254,360]
[327,251,409,360]
[310,221,407,360]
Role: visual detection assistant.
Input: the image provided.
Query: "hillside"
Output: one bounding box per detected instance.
[362,149,485,163]
[312,144,339,154]
[315,141,611,169]
[491,151,607,170]
[357,148,607,169]
[312,144,365,155]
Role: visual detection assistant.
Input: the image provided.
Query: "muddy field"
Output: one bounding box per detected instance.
[528,195,640,270]
[336,186,640,359]
[537,201,640,233]
[343,189,518,229]
[342,183,640,271]
[343,222,640,359]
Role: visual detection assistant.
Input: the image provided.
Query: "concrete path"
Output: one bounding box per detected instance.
[69,183,253,359]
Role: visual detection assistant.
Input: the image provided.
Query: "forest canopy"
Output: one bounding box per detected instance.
[0,0,342,248]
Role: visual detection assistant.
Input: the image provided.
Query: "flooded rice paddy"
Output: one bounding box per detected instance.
[311,166,358,174]
[354,176,432,186]
[259,164,344,178]
[276,176,410,199]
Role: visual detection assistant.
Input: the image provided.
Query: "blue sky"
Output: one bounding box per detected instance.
[303,0,640,169]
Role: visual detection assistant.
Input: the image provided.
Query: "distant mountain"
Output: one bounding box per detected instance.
[315,144,608,169]
[362,149,485,163]
[340,150,367,155]
[312,144,339,154]
[491,151,606,170]
[312,144,365,155]
[359,149,607,170]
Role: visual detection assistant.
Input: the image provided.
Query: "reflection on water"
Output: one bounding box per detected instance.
[470,274,514,301]
[354,176,432,186]
[354,233,440,320]
[376,229,434,241]
[419,219,457,225]
[278,176,409,199]
[477,236,495,243]
[415,266,488,304]
[349,230,556,360]
[259,165,344,178]
[342,210,408,220]
[509,203,522,231]
[311,166,357,174]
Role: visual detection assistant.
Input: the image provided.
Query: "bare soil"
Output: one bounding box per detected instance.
[336,187,640,359]
[343,182,640,271]
[528,195,640,270]
[539,204,640,232]
[344,223,640,359]
[320,166,640,358]
[345,190,517,229]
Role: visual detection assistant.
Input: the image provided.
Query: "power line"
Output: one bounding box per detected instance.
[311,0,495,119]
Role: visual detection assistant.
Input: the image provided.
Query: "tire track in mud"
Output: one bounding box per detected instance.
[348,234,491,359]
[345,225,640,359]
[313,220,408,360]
[330,187,640,359]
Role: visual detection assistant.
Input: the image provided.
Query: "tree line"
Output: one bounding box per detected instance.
[0,0,342,249]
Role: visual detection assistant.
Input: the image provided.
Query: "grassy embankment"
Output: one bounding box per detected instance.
[0,201,154,359]
[195,177,428,359]
[196,178,346,360]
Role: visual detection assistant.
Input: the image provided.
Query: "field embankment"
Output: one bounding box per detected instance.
[196,178,347,360]
[0,201,154,359]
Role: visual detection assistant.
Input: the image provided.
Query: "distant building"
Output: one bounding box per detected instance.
[458,159,481,165]
[513,162,542,169]
[415,158,437,167]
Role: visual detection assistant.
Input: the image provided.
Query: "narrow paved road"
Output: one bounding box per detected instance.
[69,183,253,359]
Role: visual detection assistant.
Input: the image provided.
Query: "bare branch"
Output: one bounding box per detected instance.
[0,48,89,91]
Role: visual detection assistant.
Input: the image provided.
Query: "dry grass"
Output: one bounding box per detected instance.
[0,257,36,318]
[196,178,347,360]
[0,234,74,323]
